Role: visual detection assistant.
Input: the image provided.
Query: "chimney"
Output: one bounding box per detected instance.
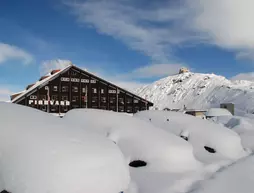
[51,69,61,75]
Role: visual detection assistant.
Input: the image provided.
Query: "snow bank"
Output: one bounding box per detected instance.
[64,109,202,173]
[0,102,129,193]
[134,111,246,162]
[212,116,254,151]
[192,154,254,193]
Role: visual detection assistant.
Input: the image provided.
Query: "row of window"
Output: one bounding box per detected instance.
[47,85,114,94]
[30,95,139,104]
[38,105,142,113]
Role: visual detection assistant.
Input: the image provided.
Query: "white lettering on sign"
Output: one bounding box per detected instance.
[81,79,89,83]
[71,78,80,82]
[91,79,96,84]
[61,77,70,82]
[29,100,70,106]
[108,90,116,94]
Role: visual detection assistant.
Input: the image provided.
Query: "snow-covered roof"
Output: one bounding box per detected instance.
[11,65,72,103]
[206,108,232,117]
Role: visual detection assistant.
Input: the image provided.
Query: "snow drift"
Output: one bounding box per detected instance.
[134,111,246,162]
[64,109,202,173]
[211,115,254,151]
[0,102,129,193]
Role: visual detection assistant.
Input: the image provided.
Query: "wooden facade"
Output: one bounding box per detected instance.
[11,65,153,114]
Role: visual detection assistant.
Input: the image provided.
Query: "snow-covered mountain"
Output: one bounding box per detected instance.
[136,71,254,115]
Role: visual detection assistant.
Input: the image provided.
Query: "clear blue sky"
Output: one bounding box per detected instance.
[1,0,254,100]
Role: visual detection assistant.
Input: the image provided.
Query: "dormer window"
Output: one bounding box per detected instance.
[53,86,58,92]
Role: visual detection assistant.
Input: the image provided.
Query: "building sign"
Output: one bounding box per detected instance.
[29,100,70,106]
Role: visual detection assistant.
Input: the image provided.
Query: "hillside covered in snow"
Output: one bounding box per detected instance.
[136,72,254,115]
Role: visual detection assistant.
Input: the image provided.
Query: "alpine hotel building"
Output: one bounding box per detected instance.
[11,65,153,114]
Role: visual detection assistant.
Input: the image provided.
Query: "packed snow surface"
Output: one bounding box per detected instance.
[136,72,254,115]
[0,102,129,193]
[134,110,246,162]
[64,109,202,173]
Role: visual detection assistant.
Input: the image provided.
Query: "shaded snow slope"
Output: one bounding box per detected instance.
[64,109,202,173]
[0,102,129,193]
[191,154,254,193]
[136,72,254,115]
[134,111,246,163]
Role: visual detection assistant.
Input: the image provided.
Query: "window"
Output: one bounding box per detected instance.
[109,97,116,103]
[30,95,37,100]
[52,95,58,101]
[51,105,57,112]
[62,86,69,92]
[71,71,77,76]
[53,86,58,92]
[82,96,87,102]
[127,106,133,113]
[134,99,139,103]
[91,79,96,84]
[119,98,124,104]
[134,106,140,113]
[72,96,79,102]
[101,97,106,103]
[100,106,107,110]
[92,88,97,93]
[109,106,116,111]
[40,95,46,100]
[119,106,124,112]
[109,89,116,94]
[63,106,68,111]
[82,87,87,93]
[62,96,68,101]
[126,98,132,104]
[92,96,98,103]
[72,86,78,92]
[101,89,104,94]
[72,104,79,109]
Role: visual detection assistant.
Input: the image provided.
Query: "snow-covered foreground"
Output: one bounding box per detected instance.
[1,103,254,193]
[0,102,129,193]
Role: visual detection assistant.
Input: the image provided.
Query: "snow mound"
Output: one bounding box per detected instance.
[134,111,246,163]
[206,108,232,117]
[211,116,254,151]
[0,102,129,193]
[64,109,202,173]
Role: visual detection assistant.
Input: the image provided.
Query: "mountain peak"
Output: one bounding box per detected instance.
[136,72,254,116]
